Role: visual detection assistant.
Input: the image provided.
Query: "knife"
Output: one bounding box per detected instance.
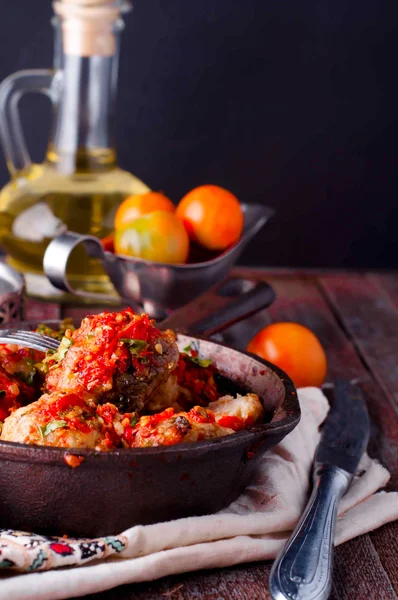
[269,381,370,600]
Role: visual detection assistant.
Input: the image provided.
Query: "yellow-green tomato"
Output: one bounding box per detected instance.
[114,210,189,264]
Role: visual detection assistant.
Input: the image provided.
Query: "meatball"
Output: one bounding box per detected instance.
[0,361,42,423]
[0,345,41,380]
[208,393,264,430]
[145,374,186,413]
[147,352,220,413]
[45,309,179,412]
[0,392,116,450]
[0,345,42,409]
[0,321,77,415]
[123,406,235,448]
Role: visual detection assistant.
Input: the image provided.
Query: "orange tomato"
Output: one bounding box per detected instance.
[115,192,175,230]
[176,185,244,251]
[114,211,189,264]
[246,322,327,388]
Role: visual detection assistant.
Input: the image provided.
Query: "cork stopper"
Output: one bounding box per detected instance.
[53,0,128,57]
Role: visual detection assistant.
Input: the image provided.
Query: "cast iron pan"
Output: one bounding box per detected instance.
[0,278,300,537]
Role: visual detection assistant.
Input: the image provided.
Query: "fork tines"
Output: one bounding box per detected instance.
[0,330,60,352]
[15,331,60,350]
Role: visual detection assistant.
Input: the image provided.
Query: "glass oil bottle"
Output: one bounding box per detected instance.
[0,0,149,300]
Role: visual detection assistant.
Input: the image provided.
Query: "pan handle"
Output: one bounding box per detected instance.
[43,231,124,304]
[160,278,276,336]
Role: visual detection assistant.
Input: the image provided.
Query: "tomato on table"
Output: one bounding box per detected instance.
[247,322,327,388]
[176,184,244,251]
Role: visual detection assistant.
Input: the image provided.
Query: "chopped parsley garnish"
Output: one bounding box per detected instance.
[39,420,67,438]
[36,424,44,442]
[130,414,139,427]
[44,336,72,367]
[57,337,73,360]
[195,407,209,419]
[36,323,56,336]
[183,343,195,354]
[36,320,75,340]
[120,339,147,356]
[189,356,212,368]
[183,343,212,368]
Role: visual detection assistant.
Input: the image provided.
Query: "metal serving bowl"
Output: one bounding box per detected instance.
[0,281,300,538]
[43,203,273,316]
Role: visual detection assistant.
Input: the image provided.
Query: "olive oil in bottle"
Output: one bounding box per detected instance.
[0,0,149,301]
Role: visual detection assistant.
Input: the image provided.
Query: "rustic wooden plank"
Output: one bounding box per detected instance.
[232,266,376,277]
[317,274,398,481]
[318,273,398,341]
[374,273,398,308]
[370,522,398,594]
[23,298,61,322]
[318,273,398,594]
[331,533,398,600]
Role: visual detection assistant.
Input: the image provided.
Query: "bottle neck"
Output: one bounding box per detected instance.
[47,20,121,174]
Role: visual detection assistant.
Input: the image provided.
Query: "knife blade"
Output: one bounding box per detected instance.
[316,381,370,474]
[269,382,370,600]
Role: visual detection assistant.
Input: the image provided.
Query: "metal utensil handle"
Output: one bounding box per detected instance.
[43,231,120,303]
[269,464,352,600]
[161,279,276,336]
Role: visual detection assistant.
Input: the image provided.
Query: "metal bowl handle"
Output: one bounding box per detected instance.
[43,231,121,303]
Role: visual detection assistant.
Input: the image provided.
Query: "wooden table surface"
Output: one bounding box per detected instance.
[23,268,398,600]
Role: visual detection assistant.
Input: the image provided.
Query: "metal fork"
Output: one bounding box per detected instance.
[0,330,61,352]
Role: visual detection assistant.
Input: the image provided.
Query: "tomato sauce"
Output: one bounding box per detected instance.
[187,407,215,424]
[217,415,251,431]
[174,354,219,405]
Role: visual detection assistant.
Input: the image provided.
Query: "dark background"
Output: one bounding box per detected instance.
[0,0,396,268]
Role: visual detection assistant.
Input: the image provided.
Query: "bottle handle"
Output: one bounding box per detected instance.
[0,69,56,178]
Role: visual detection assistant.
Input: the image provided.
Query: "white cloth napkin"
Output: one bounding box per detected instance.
[1,387,397,600]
